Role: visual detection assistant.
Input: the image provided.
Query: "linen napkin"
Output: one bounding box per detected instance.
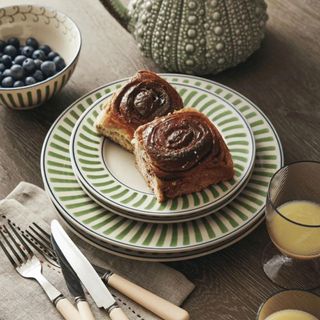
[0,182,194,320]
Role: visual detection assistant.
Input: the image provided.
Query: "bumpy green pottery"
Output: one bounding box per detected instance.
[104,0,268,75]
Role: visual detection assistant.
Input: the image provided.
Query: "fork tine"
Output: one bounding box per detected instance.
[8,221,33,258]
[27,223,56,256]
[30,224,51,247]
[0,225,24,264]
[22,232,49,257]
[24,226,60,267]
[33,222,51,240]
[0,228,18,268]
[26,229,56,256]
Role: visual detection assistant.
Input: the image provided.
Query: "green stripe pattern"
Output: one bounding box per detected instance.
[43,75,283,252]
[71,84,255,218]
[0,61,78,109]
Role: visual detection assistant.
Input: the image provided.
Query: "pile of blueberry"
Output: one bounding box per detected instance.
[0,37,66,88]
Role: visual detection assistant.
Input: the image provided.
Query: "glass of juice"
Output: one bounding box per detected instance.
[263,161,320,289]
[257,290,320,320]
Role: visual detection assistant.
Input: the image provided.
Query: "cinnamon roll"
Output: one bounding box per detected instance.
[133,108,234,202]
[95,70,183,152]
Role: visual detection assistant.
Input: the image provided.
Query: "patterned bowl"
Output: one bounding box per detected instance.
[0,5,81,110]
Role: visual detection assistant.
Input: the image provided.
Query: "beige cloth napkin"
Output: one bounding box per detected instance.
[0,182,194,320]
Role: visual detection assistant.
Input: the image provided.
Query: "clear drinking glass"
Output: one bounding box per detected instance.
[263,161,320,289]
[256,290,320,320]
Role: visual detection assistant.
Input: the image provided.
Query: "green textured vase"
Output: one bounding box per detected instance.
[103,0,268,75]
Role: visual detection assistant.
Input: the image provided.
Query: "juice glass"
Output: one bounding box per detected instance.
[257,290,320,320]
[263,161,320,289]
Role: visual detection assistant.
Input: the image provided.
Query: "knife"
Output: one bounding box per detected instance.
[51,220,190,320]
[51,229,189,320]
[52,237,96,320]
[54,245,190,320]
[51,220,129,320]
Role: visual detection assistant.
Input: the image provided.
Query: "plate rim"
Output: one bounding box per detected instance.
[75,168,254,223]
[58,206,265,262]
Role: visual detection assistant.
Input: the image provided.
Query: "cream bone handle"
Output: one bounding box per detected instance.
[55,297,81,320]
[109,306,129,320]
[104,273,190,320]
[76,299,96,320]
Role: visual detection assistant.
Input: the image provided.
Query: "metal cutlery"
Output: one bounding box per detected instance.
[51,219,129,320]
[22,223,96,319]
[25,221,190,320]
[52,237,96,320]
[0,221,80,320]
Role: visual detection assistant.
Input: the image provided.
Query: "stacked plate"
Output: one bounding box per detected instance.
[41,74,284,261]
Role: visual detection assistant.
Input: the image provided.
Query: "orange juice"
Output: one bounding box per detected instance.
[268,201,320,258]
[265,309,318,320]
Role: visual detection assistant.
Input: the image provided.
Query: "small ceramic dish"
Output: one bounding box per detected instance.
[0,5,81,109]
[257,290,320,320]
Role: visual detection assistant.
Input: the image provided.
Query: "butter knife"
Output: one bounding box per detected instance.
[52,238,96,320]
[51,220,129,320]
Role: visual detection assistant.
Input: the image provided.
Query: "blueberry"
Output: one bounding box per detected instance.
[1,76,14,87]
[53,56,66,71]
[13,80,25,88]
[41,61,56,77]
[4,45,17,58]
[0,63,5,72]
[47,51,59,61]
[3,69,11,77]
[34,59,42,69]
[22,58,36,73]
[1,55,12,67]
[32,49,46,60]
[25,76,36,85]
[14,55,27,65]
[0,40,6,52]
[10,64,24,80]
[33,70,44,82]
[26,37,39,49]
[7,37,20,49]
[39,44,51,55]
[21,46,34,58]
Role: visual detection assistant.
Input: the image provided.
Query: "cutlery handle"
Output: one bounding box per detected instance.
[109,307,129,320]
[34,273,80,320]
[77,300,96,320]
[56,297,81,320]
[106,273,190,320]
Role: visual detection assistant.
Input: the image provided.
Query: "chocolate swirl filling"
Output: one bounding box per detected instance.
[118,82,172,125]
[143,112,220,172]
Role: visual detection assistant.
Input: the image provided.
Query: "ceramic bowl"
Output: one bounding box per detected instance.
[0,5,81,110]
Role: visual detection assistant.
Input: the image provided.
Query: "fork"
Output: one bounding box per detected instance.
[25,222,191,320]
[0,221,80,320]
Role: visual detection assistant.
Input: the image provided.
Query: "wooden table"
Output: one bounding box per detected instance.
[1,0,319,319]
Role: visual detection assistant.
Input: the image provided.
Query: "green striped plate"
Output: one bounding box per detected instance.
[70,84,255,221]
[76,171,252,223]
[41,74,283,253]
[59,210,265,262]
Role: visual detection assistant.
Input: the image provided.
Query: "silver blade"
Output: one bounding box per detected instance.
[51,220,116,310]
[51,237,85,299]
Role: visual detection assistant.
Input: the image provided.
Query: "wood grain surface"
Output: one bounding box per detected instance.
[0,1,319,319]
